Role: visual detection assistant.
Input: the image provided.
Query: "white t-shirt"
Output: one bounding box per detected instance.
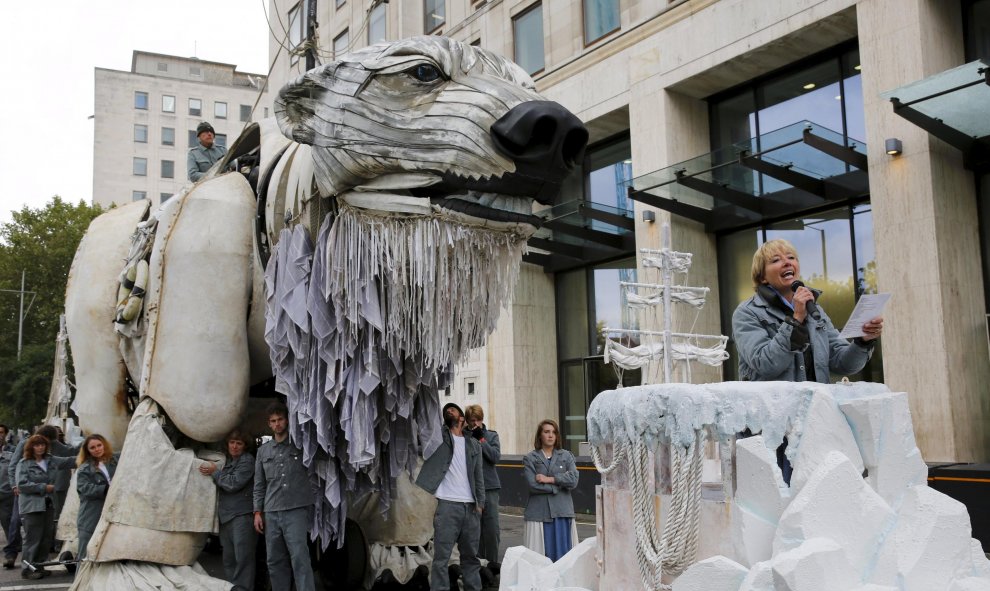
[434,434,475,503]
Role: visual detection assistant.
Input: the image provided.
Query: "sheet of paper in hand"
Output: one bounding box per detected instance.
[839,293,892,339]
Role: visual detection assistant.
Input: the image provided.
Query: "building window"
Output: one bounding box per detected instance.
[134,124,148,143]
[132,191,147,201]
[424,0,445,33]
[189,65,202,77]
[188,130,199,148]
[513,3,544,75]
[240,104,252,122]
[216,133,227,148]
[162,95,175,113]
[157,62,168,72]
[161,127,175,146]
[189,98,202,116]
[161,193,173,203]
[215,102,227,119]
[161,160,174,179]
[583,0,620,44]
[467,381,476,395]
[289,2,304,49]
[133,158,147,176]
[369,3,386,44]
[333,30,349,59]
[135,91,148,110]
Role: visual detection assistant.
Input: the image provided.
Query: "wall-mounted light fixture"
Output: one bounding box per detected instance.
[885,138,903,156]
[642,210,656,223]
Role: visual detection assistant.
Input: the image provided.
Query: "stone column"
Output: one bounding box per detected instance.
[628,78,723,384]
[484,262,560,455]
[858,0,990,462]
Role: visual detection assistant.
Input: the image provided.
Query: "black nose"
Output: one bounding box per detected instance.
[491,100,588,175]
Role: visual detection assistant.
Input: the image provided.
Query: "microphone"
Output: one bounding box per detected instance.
[790,280,821,321]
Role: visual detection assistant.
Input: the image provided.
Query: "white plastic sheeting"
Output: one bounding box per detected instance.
[70,559,232,591]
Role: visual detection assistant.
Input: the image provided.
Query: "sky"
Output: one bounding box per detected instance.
[0,1,274,226]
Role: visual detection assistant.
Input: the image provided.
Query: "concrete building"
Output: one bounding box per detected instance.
[93,51,271,209]
[264,0,990,462]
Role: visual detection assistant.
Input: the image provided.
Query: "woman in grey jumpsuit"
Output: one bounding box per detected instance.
[15,435,76,579]
[75,434,117,561]
[201,429,257,591]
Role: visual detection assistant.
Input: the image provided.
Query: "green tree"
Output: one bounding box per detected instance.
[0,197,103,428]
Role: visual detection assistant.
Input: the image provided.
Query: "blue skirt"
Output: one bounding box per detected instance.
[542,517,573,562]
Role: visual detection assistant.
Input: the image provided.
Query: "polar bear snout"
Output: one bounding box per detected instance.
[492,100,588,172]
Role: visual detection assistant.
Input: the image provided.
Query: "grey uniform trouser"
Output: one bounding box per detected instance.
[263,507,314,591]
[21,506,54,571]
[0,494,12,541]
[431,499,481,591]
[221,514,258,591]
[478,490,500,565]
[3,498,21,558]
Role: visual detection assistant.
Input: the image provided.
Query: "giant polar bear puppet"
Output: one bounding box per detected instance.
[64,36,587,589]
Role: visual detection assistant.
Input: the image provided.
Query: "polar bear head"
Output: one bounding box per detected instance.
[274,35,588,230]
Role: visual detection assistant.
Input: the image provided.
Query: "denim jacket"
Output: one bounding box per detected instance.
[415,428,485,509]
[522,449,579,522]
[16,455,77,514]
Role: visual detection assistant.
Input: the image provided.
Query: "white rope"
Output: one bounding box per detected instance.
[616,431,705,591]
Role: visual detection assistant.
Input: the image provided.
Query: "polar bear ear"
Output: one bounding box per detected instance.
[274,62,373,146]
[274,71,324,144]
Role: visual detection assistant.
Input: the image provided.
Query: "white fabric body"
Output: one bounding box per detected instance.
[435,435,474,503]
[139,173,255,442]
[65,199,150,448]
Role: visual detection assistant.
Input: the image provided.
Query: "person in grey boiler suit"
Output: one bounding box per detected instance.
[5,425,76,570]
[416,403,485,591]
[253,403,315,591]
[464,404,501,571]
[0,425,13,558]
[202,428,257,591]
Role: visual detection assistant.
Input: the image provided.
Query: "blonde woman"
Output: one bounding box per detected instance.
[732,238,882,383]
[75,434,118,560]
[522,420,579,561]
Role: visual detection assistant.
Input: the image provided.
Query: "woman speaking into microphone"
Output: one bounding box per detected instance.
[732,239,883,383]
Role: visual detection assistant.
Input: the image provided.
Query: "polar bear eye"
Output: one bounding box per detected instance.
[407,63,443,83]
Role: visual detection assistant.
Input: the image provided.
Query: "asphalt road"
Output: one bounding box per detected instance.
[0,511,597,590]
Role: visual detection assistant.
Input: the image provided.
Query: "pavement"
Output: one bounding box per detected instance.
[0,511,597,590]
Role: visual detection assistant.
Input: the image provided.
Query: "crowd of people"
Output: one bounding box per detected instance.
[0,402,580,589]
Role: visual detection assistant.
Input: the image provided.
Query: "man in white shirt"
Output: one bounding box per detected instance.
[415,403,485,591]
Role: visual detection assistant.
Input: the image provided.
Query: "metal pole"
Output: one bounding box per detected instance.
[18,270,25,360]
[661,225,673,383]
[305,0,318,70]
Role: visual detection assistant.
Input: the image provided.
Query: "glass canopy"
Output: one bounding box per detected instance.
[881,59,990,173]
[623,121,870,233]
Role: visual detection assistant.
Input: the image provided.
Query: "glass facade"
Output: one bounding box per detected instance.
[369,3,387,44]
[425,0,445,33]
[583,0,620,44]
[554,136,637,454]
[556,258,639,454]
[513,4,544,75]
[709,42,881,383]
